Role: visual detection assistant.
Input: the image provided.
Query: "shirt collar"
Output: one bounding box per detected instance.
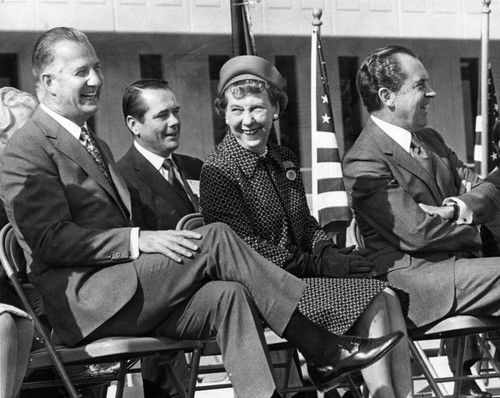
[371,115,412,153]
[40,103,88,140]
[224,132,282,177]
[134,140,174,171]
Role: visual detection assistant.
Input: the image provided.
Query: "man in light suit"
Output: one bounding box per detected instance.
[116,79,202,397]
[343,45,500,397]
[0,27,401,398]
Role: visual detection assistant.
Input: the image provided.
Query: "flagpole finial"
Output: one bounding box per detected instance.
[312,8,323,26]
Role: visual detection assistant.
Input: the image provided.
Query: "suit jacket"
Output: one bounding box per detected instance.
[116,145,203,230]
[0,107,138,346]
[343,119,498,326]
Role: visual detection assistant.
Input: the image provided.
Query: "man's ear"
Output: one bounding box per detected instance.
[378,87,395,107]
[126,115,140,137]
[41,73,55,94]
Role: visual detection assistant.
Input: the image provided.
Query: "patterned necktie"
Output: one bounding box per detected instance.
[79,127,113,184]
[410,134,433,174]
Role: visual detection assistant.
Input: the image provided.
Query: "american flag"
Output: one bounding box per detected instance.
[475,63,500,174]
[310,24,351,233]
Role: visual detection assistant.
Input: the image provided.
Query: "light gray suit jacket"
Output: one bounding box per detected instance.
[0,107,138,346]
[343,119,498,326]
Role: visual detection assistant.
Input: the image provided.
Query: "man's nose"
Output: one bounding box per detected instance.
[88,68,102,86]
[425,84,436,98]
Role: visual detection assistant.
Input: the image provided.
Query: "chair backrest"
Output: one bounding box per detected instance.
[176,213,204,231]
[0,224,27,278]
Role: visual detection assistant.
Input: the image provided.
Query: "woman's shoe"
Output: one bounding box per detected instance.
[307,331,404,393]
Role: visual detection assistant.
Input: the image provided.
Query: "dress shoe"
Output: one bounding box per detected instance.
[307,331,404,393]
[459,379,492,398]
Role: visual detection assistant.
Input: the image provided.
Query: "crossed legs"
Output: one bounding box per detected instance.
[352,288,412,398]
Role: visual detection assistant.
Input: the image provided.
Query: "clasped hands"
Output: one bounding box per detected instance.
[139,230,202,263]
[310,241,375,279]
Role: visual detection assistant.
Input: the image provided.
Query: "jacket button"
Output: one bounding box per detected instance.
[106,253,112,259]
[115,252,121,258]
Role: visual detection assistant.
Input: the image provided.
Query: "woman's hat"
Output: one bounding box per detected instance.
[218,55,286,94]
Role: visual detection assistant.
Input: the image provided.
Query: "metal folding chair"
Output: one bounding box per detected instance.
[409,315,500,398]
[176,213,363,398]
[0,223,202,398]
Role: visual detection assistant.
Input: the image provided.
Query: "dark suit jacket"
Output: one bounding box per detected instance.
[0,107,138,346]
[343,119,498,326]
[116,145,203,230]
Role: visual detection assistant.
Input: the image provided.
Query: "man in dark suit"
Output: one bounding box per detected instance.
[343,45,500,397]
[116,79,202,397]
[0,27,401,398]
[117,79,202,231]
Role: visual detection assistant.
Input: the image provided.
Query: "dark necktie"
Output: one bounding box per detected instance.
[79,127,113,185]
[162,158,199,212]
[162,158,177,186]
[410,134,433,174]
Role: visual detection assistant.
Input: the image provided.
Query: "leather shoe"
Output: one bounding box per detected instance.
[307,331,404,393]
[459,379,492,398]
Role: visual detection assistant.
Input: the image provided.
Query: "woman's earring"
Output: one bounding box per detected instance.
[273,114,278,120]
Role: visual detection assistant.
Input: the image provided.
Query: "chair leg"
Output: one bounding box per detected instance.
[164,361,187,398]
[408,338,446,398]
[114,360,128,398]
[452,336,466,398]
[279,348,295,398]
[187,346,203,398]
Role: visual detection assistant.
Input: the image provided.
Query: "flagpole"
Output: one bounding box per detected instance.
[481,0,491,177]
[311,8,321,220]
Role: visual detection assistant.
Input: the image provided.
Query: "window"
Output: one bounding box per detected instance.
[0,54,18,89]
[275,55,300,162]
[140,54,163,80]
[338,56,361,152]
[209,55,231,145]
[460,58,479,164]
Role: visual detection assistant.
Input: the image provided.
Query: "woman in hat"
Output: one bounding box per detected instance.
[200,56,412,398]
[0,87,37,398]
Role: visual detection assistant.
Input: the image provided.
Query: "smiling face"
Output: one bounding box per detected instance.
[129,88,180,158]
[44,40,102,125]
[390,53,436,131]
[224,90,277,154]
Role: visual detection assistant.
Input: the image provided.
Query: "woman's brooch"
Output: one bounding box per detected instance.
[282,161,297,181]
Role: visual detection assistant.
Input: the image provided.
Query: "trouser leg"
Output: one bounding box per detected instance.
[157,281,277,398]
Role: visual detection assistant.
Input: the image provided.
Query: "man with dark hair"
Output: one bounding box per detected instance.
[343,45,500,397]
[117,79,202,397]
[118,79,202,231]
[0,27,401,398]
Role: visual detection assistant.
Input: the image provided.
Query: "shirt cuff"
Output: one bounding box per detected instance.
[130,227,140,259]
[443,197,472,225]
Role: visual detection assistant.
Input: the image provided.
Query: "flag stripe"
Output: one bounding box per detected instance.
[317,191,349,210]
[317,148,341,163]
[318,177,346,194]
[315,131,339,148]
[310,28,351,231]
[314,162,343,179]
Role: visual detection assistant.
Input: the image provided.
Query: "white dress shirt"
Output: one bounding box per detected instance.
[371,115,472,224]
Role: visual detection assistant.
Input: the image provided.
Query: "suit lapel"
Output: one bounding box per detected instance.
[35,109,131,218]
[129,148,195,213]
[369,121,444,204]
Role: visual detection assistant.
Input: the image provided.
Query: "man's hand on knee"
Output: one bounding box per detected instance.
[139,230,202,262]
